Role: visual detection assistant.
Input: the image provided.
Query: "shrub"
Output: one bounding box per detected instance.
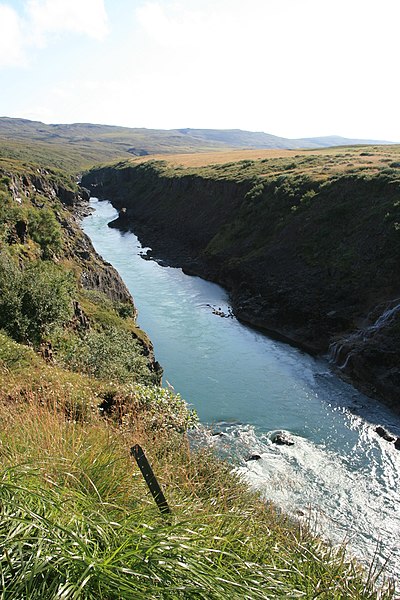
[28,207,63,258]
[57,326,154,385]
[20,261,74,344]
[0,254,74,345]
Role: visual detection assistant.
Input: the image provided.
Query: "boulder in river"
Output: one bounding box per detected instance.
[245,454,262,462]
[271,431,295,446]
[375,426,395,442]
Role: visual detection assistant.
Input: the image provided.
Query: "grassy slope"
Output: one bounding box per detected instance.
[0,140,397,596]
[0,118,243,172]
[0,332,394,598]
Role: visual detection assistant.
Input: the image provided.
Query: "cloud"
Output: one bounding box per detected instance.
[0,0,109,69]
[26,0,109,44]
[0,4,26,67]
[136,1,205,49]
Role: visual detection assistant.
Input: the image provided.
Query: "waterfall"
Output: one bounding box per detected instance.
[371,300,400,330]
[329,299,400,369]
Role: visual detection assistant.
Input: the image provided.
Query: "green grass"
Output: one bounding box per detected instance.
[0,384,394,599]
[0,321,395,598]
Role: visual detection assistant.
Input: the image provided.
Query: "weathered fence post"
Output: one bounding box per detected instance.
[131,444,171,515]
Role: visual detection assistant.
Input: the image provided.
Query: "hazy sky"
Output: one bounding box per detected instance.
[1,0,399,140]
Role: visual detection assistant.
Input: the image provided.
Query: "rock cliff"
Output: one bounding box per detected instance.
[82,155,400,411]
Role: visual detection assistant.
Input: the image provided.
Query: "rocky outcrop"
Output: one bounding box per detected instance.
[245,454,262,462]
[60,212,135,305]
[82,163,400,412]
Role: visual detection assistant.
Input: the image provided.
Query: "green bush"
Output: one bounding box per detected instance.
[20,261,74,344]
[0,192,24,243]
[0,254,74,345]
[28,207,63,258]
[57,326,154,385]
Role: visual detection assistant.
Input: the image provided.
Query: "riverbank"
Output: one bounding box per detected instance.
[82,146,400,412]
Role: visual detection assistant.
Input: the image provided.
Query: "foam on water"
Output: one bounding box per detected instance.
[191,420,400,578]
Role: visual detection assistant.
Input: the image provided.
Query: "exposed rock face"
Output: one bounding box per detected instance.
[8,170,134,305]
[70,223,134,305]
[82,164,400,412]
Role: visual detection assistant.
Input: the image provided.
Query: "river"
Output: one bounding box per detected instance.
[82,198,400,583]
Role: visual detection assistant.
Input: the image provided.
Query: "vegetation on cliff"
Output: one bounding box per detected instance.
[0,159,158,384]
[83,145,400,411]
[0,145,396,596]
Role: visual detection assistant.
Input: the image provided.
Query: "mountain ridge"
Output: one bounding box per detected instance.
[0,117,395,160]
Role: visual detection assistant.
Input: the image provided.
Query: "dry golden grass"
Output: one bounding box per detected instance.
[128,144,400,172]
[129,148,310,167]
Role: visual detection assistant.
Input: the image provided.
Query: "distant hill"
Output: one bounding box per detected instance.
[0,117,395,171]
[299,135,395,148]
[176,128,313,149]
[168,128,395,150]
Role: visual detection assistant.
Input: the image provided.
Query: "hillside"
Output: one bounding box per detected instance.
[0,117,395,173]
[83,144,400,412]
[176,129,394,149]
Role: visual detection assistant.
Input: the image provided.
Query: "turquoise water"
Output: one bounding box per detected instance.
[82,198,400,582]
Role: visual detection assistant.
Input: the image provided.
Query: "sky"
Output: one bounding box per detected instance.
[0,0,399,141]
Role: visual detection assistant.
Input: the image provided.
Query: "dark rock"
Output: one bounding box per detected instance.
[15,219,27,243]
[72,300,90,331]
[80,187,90,201]
[57,186,76,205]
[394,437,400,450]
[375,426,395,442]
[245,454,262,461]
[155,258,169,267]
[271,431,295,446]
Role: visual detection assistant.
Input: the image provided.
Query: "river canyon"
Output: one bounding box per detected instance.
[82,198,400,583]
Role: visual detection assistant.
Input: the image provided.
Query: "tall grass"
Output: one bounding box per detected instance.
[0,394,395,598]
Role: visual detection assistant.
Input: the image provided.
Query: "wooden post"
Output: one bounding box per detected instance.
[131,444,171,515]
